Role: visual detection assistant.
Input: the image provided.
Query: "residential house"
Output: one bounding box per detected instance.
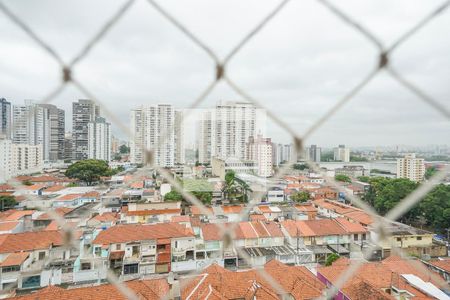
[371,222,447,258]
[0,230,79,291]
[86,212,118,229]
[254,205,282,221]
[91,223,194,277]
[181,260,326,300]
[281,218,368,263]
[317,256,449,299]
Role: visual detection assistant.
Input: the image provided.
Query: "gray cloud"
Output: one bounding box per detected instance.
[1,0,449,147]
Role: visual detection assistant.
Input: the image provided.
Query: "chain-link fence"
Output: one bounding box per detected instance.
[1,0,449,299]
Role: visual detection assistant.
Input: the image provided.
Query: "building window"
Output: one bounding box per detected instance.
[396,237,401,242]
[81,262,91,270]
[2,265,20,273]
[116,244,121,251]
[123,263,138,275]
[417,237,422,241]
[94,247,101,256]
[362,234,367,240]
[38,251,45,260]
[354,234,358,241]
[174,241,178,248]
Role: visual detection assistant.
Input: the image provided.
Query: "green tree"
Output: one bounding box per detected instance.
[235,177,252,203]
[290,191,310,202]
[424,166,437,180]
[335,174,351,183]
[65,159,114,185]
[357,176,370,183]
[419,184,450,232]
[0,195,17,211]
[22,180,33,186]
[325,253,340,266]
[362,177,419,222]
[119,145,130,154]
[293,163,308,171]
[350,155,368,162]
[164,190,183,202]
[192,191,212,205]
[320,151,334,162]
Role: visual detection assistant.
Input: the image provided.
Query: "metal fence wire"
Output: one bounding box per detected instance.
[1,0,450,299]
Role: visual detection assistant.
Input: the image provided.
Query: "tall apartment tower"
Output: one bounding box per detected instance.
[334,144,350,162]
[88,117,112,161]
[272,143,281,166]
[0,98,11,139]
[197,110,214,164]
[215,102,256,160]
[39,104,65,161]
[64,132,74,161]
[283,144,293,163]
[246,135,273,177]
[306,145,321,162]
[130,104,175,167]
[12,101,65,161]
[174,110,185,165]
[397,153,425,182]
[72,99,99,161]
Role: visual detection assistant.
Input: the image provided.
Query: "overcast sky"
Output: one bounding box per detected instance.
[1,0,449,147]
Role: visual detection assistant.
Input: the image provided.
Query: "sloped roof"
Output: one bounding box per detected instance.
[10,278,169,300]
[0,252,30,267]
[182,260,325,300]
[92,223,194,245]
[0,230,65,253]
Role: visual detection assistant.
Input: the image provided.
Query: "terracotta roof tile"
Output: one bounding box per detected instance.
[428,258,450,273]
[126,209,181,216]
[0,252,30,267]
[0,221,20,232]
[93,223,194,245]
[11,279,169,300]
[43,185,67,193]
[0,231,66,253]
[222,205,243,214]
[0,210,34,222]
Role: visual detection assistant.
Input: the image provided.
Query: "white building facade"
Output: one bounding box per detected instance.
[88,117,112,161]
[333,144,350,162]
[246,135,273,177]
[130,104,175,167]
[197,102,265,164]
[397,153,425,182]
[12,101,64,162]
[0,139,43,183]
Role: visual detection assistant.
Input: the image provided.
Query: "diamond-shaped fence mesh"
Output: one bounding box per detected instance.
[0,0,449,299]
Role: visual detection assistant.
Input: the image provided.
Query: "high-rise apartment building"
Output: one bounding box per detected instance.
[39,104,65,161]
[64,132,74,161]
[197,102,263,164]
[174,110,185,165]
[282,144,293,163]
[0,139,43,182]
[246,135,273,177]
[215,102,256,160]
[396,153,425,182]
[130,104,175,167]
[305,145,321,162]
[272,143,281,166]
[12,101,64,161]
[88,117,112,161]
[73,100,99,161]
[334,144,350,162]
[197,110,214,164]
[0,98,11,139]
